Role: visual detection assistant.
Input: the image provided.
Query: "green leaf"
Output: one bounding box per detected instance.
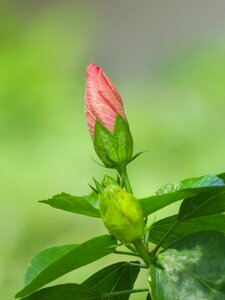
[39,192,101,218]
[113,114,133,164]
[178,188,225,220]
[16,235,117,298]
[83,261,140,299]
[149,231,225,300]
[139,174,224,217]
[149,214,225,247]
[19,284,102,300]
[156,174,223,194]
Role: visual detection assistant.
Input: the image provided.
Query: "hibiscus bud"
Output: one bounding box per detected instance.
[85,64,133,168]
[99,182,144,243]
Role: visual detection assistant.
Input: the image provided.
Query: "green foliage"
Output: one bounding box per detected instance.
[149,232,225,299]
[178,188,225,219]
[20,284,102,300]
[83,261,140,298]
[19,262,141,299]
[139,174,224,217]
[40,192,100,218]
[16,235,117,298]
[17,172,225,299]
[149,213,225,247]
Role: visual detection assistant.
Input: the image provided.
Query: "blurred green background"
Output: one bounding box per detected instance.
[1,1,225,299]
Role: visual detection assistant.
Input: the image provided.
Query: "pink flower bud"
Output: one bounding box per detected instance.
[85,63,127,138]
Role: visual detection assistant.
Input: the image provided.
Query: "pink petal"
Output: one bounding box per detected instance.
[85,63,127,138]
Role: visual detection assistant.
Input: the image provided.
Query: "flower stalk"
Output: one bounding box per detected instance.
[132,239,152,267]
[118,165,133,194]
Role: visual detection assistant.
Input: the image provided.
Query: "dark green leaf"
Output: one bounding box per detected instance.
[178,188,225,220]
[83,261,140,299]
[19,284,102,300]
[149,214,225,247]
[149,231,225,300]
[218,172,225,181]
[39,192,100,218]
[16,235,117,298]
[139,174,224,217]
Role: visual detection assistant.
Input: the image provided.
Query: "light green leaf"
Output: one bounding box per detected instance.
[149,231,225,300]
[16,235,117,298]
[139,174,224,217]
[40,192,100,218]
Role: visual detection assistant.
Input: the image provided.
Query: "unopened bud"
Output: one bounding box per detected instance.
[99,184,144,243]
[85,64,133,168]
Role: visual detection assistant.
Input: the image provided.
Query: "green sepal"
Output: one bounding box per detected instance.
[113,114,133,164]
[94,120,118,168]
[93,114,133,169]
[102,174,118,187]
[92,177,103,193]
[127,151,145,164]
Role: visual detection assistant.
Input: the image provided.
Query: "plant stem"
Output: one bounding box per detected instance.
[114,250,140,257]
[133,239,152,267]
[119,165,133,194]
[117,167,153,266]
[128,262,147,269]
[102,288,149,298]
[151,221,179,255]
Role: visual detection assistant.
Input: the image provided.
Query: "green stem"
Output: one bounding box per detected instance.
[128,262,147,269]
[102,288,148,298]
[114,250,139,257]
[152,221,179,255]
[119,165,133,194]
[132,239,152,267]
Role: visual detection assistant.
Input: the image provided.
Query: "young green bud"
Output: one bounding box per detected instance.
[99,184,144,243]
[85,64,133,169]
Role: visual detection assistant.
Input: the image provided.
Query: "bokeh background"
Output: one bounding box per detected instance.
[1,1,225,299]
